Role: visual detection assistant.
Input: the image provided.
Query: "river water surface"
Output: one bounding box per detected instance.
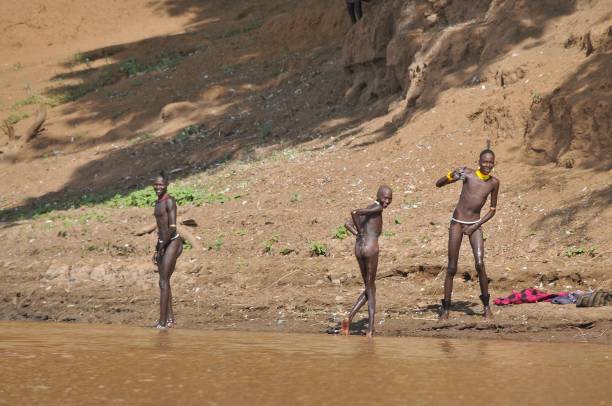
[0,321,610,405]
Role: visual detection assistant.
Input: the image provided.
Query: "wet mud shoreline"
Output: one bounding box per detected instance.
[2,260,610,345]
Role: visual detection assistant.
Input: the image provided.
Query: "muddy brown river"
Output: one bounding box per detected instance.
[0,321,610,405]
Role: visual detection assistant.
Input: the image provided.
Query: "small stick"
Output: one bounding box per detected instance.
[2,120,15,141]
[267,269,300,288]
[23,105,47,143]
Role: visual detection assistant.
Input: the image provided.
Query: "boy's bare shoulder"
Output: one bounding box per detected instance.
[165,196,178,208]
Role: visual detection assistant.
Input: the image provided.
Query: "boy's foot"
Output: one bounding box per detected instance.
[167,318,176,328]
[340,319,350,336]
[438,299,451,320]
[479,294,493,319]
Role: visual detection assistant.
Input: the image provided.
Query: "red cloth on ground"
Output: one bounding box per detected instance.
[494,288,568,306]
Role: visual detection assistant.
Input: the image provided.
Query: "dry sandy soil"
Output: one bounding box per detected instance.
[0,0,610,344]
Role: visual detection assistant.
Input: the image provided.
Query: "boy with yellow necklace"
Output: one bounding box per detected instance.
[435,144,500,320]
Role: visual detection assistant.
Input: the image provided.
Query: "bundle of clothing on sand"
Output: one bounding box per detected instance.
[494,289,611,307]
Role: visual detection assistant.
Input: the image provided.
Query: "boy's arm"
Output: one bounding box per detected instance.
[436,168,464,188]
[465,179,500,235]
[352,203,383,216]
[350,211,362,235]
[350,204,382,235]
[345,219,359,236]
[167,198,178,239]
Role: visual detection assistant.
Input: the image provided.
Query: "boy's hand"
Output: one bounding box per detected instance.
[453,168,465,180]
[153,252,158,265]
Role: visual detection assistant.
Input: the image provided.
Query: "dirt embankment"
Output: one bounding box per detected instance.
[0,0,610,343]
[343,0,612,168]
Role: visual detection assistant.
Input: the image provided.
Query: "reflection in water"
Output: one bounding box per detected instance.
[154,330,173,351]
[0,321,610,406]
[440,339,456,358]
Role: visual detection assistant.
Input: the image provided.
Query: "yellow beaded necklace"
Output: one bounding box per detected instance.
[476,169,491,181]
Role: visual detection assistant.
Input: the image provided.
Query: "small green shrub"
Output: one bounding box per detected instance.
[6,112,29,125]
[564,246,584,257]
[263,235,279,254]
[119,58,148,77]
[174,124,209,143]
[280,247,294,256]
[310,241,327,256]
[71,52,87,65]
[333,225,349,240]
[209,236,224,251]
[564,246,595,257]
[289,192,302,203]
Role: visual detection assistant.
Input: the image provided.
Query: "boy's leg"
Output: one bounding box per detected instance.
[155,260,164,327]
[157,241,181,328]
[166,242,183,327]
[469,228,493,318]
[157,260,169,329]
[364,252,379,337]
[441,222,463,320]
[167,286,175,326]
[342,255,368,335]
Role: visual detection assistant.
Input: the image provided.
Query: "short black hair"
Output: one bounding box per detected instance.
[480,149,495,159]
[377,185,392,198]
[480,140,494,159]
[157,171,169,184]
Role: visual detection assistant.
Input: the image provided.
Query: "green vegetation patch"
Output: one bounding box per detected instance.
[120,53,183,77]
[5,112,29,125]
[289,192,302,203]
[564,246,596,258]
[309,241,328,257]
[108,185,206,208]
[174,124,210,143]
[333,225,349,240]
[263,235,279,254]
[45,51,185,106]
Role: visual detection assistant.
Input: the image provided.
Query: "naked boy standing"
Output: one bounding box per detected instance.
[341,185,392,337]
[435,147,500,320]
[152,172,183,329]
